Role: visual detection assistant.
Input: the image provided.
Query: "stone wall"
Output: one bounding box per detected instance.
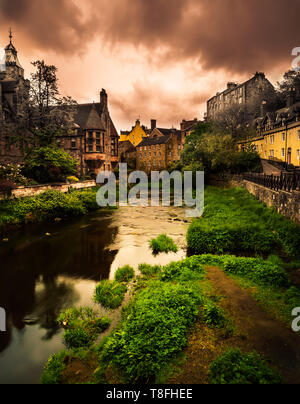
[0,180,96,200]
[211,175,300,225]
[241,180,300,225]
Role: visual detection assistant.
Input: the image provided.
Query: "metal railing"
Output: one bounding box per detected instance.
[243,172,300,192]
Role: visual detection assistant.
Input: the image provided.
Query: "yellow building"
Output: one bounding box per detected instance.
[239,102,300,167]
[119,119,148,147]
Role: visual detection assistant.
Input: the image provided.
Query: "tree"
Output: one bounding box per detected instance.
[29,60,78,147]
[277,70,300,104]
[180,123,261,174]
[24,146,78,183]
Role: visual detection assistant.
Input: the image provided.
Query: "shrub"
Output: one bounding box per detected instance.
[160,256,206,282]
[100,281,202,382]
[94,280,127,309]
[187,222,278,256]
[149,234,178,254]
[24,146,78,183]
[202,302,227,328]
[57,307,111,349]
[40,350,68,385]
[210,349,283,384]
[115,265,135,283]
[138,264,162,278]
[222,256,289,287]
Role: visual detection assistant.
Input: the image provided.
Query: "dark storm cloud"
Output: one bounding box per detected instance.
[1,0,299,72]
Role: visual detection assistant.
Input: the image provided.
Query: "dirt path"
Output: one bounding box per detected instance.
[205,266,300,384]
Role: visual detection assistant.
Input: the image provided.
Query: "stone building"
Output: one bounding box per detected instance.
[0,31,30,164]
[207,72,274,122]
[0,33,119,177]
[59,89,119,177]
[136,120,182,174]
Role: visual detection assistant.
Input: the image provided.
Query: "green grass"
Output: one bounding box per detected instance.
[193,253,300,326]
[187,186,300,259]
[138,263,162,278]
[210,348,283,384]
[94,280,127,310]
[115,265,135,283]
[149,234,178,255]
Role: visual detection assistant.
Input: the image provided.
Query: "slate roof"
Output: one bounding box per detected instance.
[137,134,171,147]
[73,102,118,137]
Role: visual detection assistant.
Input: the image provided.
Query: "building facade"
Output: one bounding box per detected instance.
[136,120,183,174]
[207,72,274,122]
[0,32,30,164]
[60,89,119,177]
[239,100,300,167]
[0,34,119,177]
[119,119,149,147]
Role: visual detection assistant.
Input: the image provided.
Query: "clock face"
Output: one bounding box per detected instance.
[0,47,5,72]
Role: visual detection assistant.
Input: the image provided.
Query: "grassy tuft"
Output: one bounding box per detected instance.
[94,280,127,309]
[149,234,178,255]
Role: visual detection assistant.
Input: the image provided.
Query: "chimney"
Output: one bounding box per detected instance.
[227,82,237,91]
[100,88,108,108]
[286,87,296,108]
[260,100,267,117]
[151,119,157,131]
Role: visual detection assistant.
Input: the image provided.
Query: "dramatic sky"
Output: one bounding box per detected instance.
[0,0,299,131]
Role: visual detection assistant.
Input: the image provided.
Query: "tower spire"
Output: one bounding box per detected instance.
[9,28,12,44]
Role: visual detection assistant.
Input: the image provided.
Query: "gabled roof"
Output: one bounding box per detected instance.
[84,105,105,130]
[137,134,172,147]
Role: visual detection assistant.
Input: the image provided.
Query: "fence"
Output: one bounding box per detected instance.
[243,172,300,192]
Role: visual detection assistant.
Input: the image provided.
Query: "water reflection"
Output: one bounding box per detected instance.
[0,205,189,384]
[0,211,118,383]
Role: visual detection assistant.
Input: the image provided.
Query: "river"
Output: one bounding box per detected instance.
[0,205,189,384]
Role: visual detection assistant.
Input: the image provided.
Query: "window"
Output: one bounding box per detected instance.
[282,133,285,142]
[297,150,299,160]
[298,131,300,140]
[71,138,76,149]
[261,145,263,152]
[281,148,285,158]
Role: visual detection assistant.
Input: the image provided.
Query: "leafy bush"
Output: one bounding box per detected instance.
[160,256,206,282]
[24,146,78,183]
[187,221,278,256]
[0,163,28,185]
[94,280,127,309]
[210,349,283,384]
[100,281,202,382]
[40,350,68,385]
[57,307,111,349]
[138,264,162,278]
[115,265,135,283]
[149,234,178,255]
[0,188,100,226]
[223,256,289,287]
[202,302,227,328]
